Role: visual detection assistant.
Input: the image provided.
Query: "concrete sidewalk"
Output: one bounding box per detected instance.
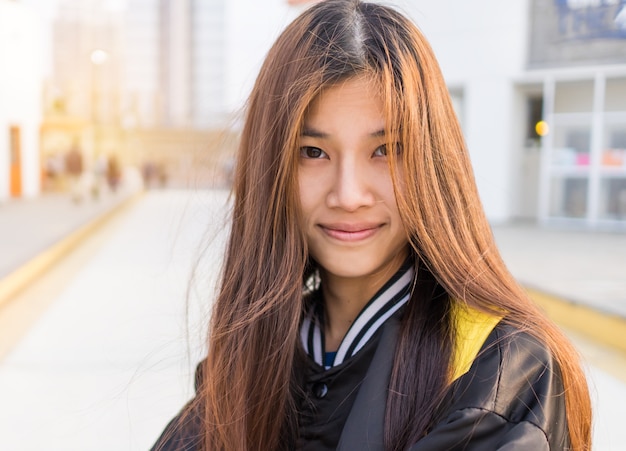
[492,222,626,354]
[492,222,626,319]
[0,188,141,309]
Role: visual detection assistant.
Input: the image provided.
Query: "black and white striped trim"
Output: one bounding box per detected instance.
[300,264,414,369]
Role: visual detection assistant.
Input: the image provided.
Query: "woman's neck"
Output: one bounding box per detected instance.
[320,258,405,352]
[321,276,376,352]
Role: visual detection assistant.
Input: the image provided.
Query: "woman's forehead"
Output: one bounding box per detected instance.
[302,77,386,135]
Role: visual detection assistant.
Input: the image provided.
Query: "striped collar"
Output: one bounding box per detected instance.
[300,263,414,369]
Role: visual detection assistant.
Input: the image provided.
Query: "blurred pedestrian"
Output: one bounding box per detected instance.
[65,141,84,203]
[151,1,592,450]
[106,155,122,192]
[157,162,168,188]
[43,154,64,192]
[142,161,156,189]
[92,154,108,199]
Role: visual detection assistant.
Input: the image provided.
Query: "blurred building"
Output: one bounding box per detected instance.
[39,0,126,189]
[0,0,43,201]
[123,0,227,129]
[52,0,124,124]
[123,0,301,129]
[42,0,302,188]
[526,0,626,229]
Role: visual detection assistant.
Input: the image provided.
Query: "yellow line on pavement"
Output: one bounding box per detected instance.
[528,287,626,354]
[0,192,143,310]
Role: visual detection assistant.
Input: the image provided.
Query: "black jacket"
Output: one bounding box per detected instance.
[151,317,568,450]
[335,316,569,450]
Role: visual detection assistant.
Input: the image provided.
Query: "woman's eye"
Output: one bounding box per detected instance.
[373,143,402,157]
[373,145,387,157]
[300,146,327,159]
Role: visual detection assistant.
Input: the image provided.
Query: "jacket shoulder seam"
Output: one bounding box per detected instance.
[451,405,551,446]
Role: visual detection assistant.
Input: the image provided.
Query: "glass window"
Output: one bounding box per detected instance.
[554,80,594,114]
[552,123,591,167]
[602,120,626,168]
[549,176,588,218]
[599,178,626,220]
[605,78,626,112]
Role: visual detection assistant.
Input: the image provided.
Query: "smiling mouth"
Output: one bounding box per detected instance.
[319,224,383,242]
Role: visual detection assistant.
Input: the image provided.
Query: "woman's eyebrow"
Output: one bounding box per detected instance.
[301,128,387,138]
[301,127,328,138]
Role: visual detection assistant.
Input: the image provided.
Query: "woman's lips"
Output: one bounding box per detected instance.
[319,223,383,242]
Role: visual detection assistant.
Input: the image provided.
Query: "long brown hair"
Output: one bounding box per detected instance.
[198,1,592,449]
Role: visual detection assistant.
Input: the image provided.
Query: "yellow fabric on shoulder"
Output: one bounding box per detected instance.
[450,302,502,382]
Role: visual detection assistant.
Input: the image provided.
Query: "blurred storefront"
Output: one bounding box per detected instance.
[526,0,626,229]
[0,1,43,201]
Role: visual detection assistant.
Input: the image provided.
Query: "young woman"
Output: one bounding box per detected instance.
[152,1,592,449]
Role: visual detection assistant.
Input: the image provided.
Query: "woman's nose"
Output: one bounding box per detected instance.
[326,159,376,211]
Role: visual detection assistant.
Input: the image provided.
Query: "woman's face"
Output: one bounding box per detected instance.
[298,76,408,284]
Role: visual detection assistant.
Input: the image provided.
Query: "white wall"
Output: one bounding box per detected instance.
[0,1,44,200]
[395,0,530,222]
[190,0,227,128]
[167,1,192,127]
[223,0,304,119]
[123,0,160,128]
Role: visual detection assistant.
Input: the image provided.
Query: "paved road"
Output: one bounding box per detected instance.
[0,190,624,450]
